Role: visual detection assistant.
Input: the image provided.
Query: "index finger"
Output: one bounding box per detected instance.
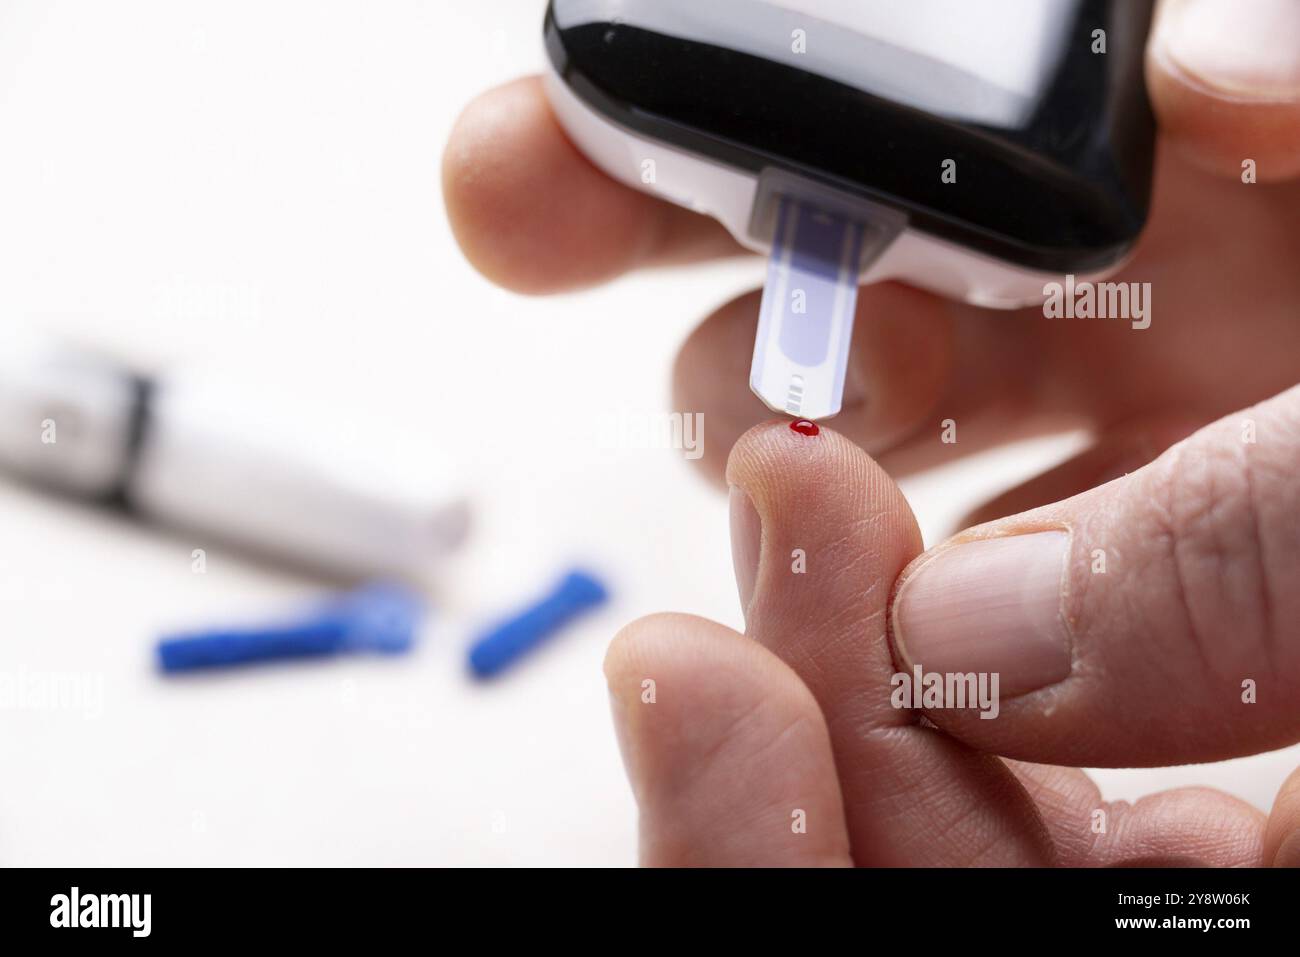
[441,76,743,295]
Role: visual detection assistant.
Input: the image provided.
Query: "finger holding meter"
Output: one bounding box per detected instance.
[543,0,1156,420]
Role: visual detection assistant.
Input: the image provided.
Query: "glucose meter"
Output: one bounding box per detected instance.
[544,0,1157,419]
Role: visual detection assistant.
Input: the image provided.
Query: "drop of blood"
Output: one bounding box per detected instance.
[789,419,820,436]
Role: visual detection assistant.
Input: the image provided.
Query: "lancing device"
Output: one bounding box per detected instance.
[544,0,1157,419]
[0,332,470,580]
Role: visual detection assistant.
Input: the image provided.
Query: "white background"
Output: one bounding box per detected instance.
[0,0,1295,866]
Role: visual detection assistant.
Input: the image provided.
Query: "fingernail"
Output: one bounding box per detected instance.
[892,531,1072,697]
[729,486,761,618]
[1158,0,1300,100]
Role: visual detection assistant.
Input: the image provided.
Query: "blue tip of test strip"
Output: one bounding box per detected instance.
[157,582,424,673]
[468,569,610,679]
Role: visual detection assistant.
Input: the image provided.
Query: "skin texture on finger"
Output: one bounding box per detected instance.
[1008,762,1265,867]
[1263,767,1300,866]
[442,76,741,294]
[604,613,852,867]
[890,386,1300,767]
[727,423,1054,865]
[1147,0,1300,180]
[957,415,1203,530]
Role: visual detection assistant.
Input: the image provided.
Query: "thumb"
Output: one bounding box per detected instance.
[889,385,1300,767]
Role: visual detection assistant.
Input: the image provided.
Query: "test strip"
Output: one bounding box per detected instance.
[750,196,867,421]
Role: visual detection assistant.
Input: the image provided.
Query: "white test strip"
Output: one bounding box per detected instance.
[749,196,869,421]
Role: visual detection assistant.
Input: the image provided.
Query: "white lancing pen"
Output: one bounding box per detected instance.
[0,333,470,581]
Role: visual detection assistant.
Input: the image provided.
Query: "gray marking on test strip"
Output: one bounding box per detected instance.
[785,374,805,416]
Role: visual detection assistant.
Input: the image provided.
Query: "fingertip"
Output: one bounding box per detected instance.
[605,611,817,714]
[725,419,874,497]
[441,76,656,294]
[442,76,741,294]
[603,613,724,795]
[603,611,716,694]
[724,420,920,555]
[1147,0,1300,180]
[1147,65,1300,181]
[602,612,852,867]
[1264,766,1300,866]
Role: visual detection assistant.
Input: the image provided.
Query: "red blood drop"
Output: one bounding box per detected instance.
[789,419,820,436]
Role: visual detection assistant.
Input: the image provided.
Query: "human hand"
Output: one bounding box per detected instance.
[443,0,1300,496]
[601,418,1300,866]
[441,0,1300,866]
